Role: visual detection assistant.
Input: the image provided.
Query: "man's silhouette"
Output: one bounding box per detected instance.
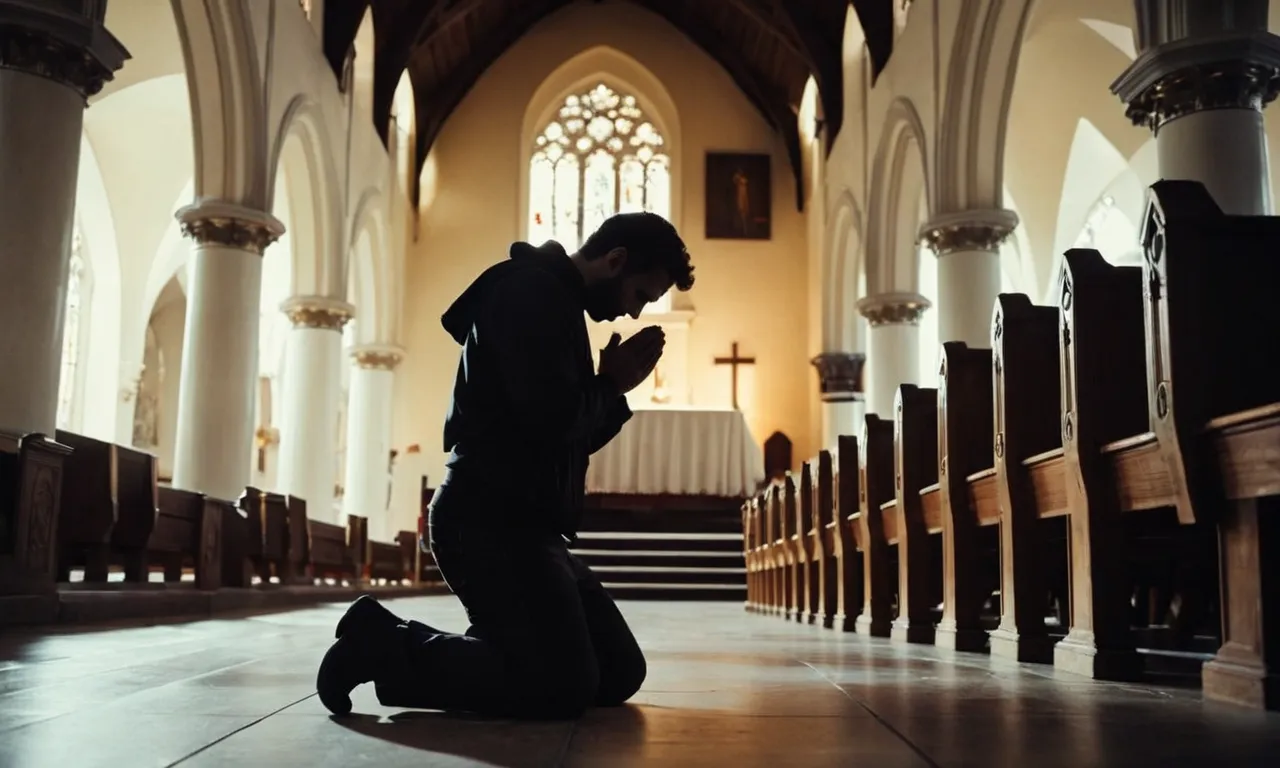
[317,212,695,719]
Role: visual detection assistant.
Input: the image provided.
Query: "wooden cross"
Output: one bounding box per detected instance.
[714,341,756,411]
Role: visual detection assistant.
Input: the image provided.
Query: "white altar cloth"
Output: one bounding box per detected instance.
[586,406,764,497]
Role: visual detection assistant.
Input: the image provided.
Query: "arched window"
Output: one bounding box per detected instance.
[392,72,415,194]
[56,229,85,429]
[528,83,671,253]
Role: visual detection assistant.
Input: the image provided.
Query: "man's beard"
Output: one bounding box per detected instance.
[585,277,623,322]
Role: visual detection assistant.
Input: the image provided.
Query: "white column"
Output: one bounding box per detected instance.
[857,293,930,417]
[277,297,353,523]
[342,345,403,541]
[920,210,1016,348]
[811,352,867,449]
[172,203,284,500]
[1112,2,1280,215]
[0,7,126,435]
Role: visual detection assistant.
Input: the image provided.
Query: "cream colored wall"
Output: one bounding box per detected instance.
[395,1,815,486]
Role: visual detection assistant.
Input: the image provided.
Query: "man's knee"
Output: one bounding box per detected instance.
[596,649,647,707]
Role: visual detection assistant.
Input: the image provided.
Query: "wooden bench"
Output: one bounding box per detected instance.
[933,342,1001,651]
[892,384,940,644]
[987,293,1070,664]
[0,431,70,596]
[238,487,289,584]
[53,431,159,584]
[855,413,895,637]
[147,486,221,589]
[809,451,838,628]
[1137,180,1280,708]
[830,436,862,632]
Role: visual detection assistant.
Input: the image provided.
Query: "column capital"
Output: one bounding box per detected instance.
[857,292,931,327]
[1112,32,1280,131]
[810,352,866,402]
[918,209,1019,256]
[176,201,285,255]
[0,2,129,100]
[281,296,354,331]
[350,344,404,370]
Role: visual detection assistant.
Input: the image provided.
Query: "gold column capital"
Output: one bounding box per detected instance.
[350,344,404,370]
[918,209,1018,256]
[0,8,128,101]
[857,292,931,327]
[281,296,354,331]
[176,202,285,255]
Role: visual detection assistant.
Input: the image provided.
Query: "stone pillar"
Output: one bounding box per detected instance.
[172,203,284,501]
[278,297,353,523]
[857,293,930,416]
[342,345,403,541]
[811,352,867,449]
[919,210,1017,348]
[1113,0,1280,215]
[0,5,127,435]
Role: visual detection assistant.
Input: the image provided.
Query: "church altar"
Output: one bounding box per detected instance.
[585,405,764,498]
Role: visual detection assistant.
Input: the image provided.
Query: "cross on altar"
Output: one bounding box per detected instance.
[714,341,756,411]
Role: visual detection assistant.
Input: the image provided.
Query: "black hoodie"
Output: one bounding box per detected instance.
[431,241,633,539]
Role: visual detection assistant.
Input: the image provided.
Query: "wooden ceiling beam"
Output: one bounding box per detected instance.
[321,0,371,82]
[371,0,450,145]
[417,0,487,51]
[771,0,845,153]
[639,1,806,211]
[411,0,576,203]
[721,0,806,60]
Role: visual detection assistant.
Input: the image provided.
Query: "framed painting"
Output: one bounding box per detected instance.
[705,152,771,240]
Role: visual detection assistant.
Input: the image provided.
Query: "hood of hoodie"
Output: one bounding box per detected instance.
[440,240,579,344]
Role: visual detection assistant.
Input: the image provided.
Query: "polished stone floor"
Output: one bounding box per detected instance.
[1,596,1278,767]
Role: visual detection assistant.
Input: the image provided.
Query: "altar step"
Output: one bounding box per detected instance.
[572,532,746,601]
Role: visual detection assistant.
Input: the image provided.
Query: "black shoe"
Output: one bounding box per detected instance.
[335,595,402,639]
[317,620,397,716]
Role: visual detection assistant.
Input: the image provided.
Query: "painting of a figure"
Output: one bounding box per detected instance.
[705,152,771,240]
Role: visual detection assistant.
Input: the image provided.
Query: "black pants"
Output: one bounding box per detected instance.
[376,524,647,719]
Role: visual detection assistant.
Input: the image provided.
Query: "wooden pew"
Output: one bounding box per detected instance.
[988,293,1070,664]
[831,436,863,632]
[765,482,787,616]
[810,451,838,628]
[891,384,940,644]
[781,473,802,621]
[238,487,289,584]
[795,465,818,624]
[1137,180,1280,708]
[741,494,761,611]
[934,342,1002,651]
[0,431,71,596]
[309,516,357,582]
[347,514,405,583]
[218,498,254,588]
[53,432,159,584]
[855,414,895,637]
[1055,248,1155,680]
[147,486,221,589]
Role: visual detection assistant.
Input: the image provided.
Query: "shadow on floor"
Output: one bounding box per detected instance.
[329,702,651,764]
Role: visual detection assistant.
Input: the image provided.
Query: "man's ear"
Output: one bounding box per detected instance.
[603,246,628,276]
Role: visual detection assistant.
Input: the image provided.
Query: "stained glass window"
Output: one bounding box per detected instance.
[56,229,84,429]
[528,83,671,253]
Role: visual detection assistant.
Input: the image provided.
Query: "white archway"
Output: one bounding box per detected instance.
[73,134,124,440]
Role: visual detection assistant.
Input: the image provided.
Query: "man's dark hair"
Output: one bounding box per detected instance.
[579,212,695,291]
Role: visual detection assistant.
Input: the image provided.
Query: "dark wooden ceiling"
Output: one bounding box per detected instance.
[323,0,896,211]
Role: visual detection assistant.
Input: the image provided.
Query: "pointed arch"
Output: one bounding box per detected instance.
[825,188,865,353]
[866,97,930,295]
[171,0,269,206]
[74,133,124,440]
[519,45,683,240]
[269,94,344,298]
[347,186,392,345]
